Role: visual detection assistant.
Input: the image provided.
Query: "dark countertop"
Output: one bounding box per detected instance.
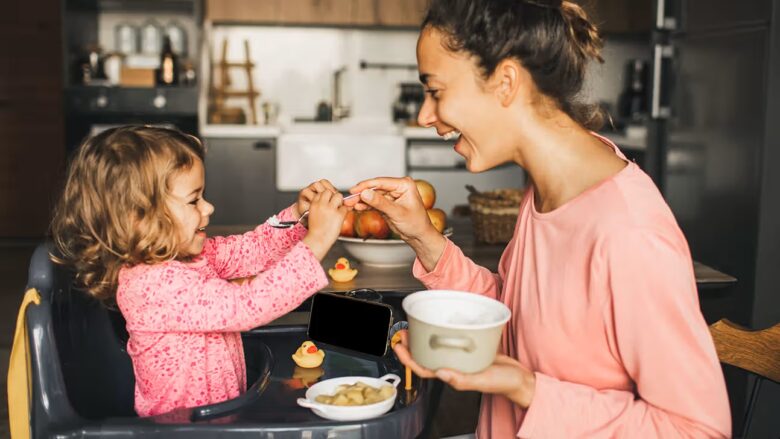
[207,217,736,294]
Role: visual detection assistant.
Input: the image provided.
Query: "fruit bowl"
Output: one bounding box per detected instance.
[338,228,452,268]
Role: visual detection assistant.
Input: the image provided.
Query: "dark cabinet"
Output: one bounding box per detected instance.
[204,137,278,225]
[576,0,653,34]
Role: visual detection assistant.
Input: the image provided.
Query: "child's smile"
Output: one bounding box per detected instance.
[167,159,214,257]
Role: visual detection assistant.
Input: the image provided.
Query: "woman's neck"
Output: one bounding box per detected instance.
[510,110,626,214]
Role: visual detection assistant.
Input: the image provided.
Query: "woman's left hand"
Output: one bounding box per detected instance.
[392,330,537,409]
[296,179,340,219]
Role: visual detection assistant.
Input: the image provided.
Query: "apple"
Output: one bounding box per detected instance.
[415,179,436,209]
[427,208,447,233]
[340,210,356,237]
[354,209,390,239]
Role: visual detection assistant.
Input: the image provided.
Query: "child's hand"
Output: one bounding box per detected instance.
[302,191,348,260]
[296,179,339,220]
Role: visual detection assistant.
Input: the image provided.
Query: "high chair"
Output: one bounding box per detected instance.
[709,318,780,438]
[8,242,429,438]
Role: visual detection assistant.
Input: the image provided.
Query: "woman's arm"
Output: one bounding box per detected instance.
[203,205,307,280]
[517,230,731,438]
[413,238,503,301]
[119,241,328,332]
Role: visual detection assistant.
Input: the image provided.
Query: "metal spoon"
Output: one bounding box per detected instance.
[269,191,366,229]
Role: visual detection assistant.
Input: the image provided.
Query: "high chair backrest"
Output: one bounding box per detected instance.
[709,318,780,438]
[25,242,136,432]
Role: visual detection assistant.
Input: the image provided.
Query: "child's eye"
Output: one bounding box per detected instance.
[189,198,200,205]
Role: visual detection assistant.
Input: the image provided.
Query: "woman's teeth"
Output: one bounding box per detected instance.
[442,130,461,141]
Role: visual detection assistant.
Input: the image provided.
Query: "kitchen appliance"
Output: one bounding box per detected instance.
[617,59,649,125]
[650,1,780,434]
[392,82,424,125]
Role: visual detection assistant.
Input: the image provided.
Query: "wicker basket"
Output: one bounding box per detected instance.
[468,188,525,244]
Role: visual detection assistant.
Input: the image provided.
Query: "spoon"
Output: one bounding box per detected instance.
[269,191,368,229]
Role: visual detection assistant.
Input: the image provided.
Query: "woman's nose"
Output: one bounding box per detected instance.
[417,97,437,127]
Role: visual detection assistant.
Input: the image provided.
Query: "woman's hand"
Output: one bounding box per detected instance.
[302,191,347,260]
[392,330,536,409]
[296,179,339,220]
[348,177,446,270]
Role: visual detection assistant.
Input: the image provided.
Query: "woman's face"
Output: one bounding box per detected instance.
[166,159,214,258]
[416,27,516,172]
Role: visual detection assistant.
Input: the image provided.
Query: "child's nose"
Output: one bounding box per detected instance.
[201,199,215,216]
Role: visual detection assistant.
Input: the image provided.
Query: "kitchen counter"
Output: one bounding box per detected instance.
[207,217,736,293]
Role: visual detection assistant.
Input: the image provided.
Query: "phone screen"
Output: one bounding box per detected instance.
[307,292,393,357]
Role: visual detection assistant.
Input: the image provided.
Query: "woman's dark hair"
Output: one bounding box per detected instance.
[423,0,605,130]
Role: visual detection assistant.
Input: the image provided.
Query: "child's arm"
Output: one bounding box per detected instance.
[118,240,328,333]
[203,205,306,280]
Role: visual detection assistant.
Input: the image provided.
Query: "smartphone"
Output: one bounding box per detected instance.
[307,292,394,357]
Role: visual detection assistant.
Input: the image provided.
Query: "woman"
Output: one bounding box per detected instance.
[349,0,731,437]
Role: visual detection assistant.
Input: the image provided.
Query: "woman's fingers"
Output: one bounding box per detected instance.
[392,330,437,378]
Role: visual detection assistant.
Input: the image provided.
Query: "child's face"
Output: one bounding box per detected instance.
[166,159,214,257]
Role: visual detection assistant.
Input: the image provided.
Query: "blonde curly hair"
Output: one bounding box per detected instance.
[50,125,206,302]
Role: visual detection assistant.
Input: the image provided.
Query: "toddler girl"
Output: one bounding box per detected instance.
[50,125,347,416]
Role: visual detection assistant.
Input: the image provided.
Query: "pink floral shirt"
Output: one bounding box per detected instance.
[117,207,328,416]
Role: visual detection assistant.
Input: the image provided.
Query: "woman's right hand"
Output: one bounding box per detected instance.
[302,191,347,260]
[349,177,446,271]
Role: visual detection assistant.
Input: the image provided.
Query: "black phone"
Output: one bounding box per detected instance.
[307,292,394,357]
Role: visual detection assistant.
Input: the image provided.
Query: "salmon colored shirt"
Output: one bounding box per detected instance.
[413,139,731,438]
[117,207,328,416]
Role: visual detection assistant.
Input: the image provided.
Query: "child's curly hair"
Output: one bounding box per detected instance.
[50,125,206,302]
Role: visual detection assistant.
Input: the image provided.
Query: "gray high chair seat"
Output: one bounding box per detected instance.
[21,242,430,438]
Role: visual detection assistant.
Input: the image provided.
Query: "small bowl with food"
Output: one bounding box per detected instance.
[296,373,401,421]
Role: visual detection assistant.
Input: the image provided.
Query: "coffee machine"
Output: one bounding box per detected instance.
[392,82,424,125]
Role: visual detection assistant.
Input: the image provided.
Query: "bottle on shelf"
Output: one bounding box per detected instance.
[156,36,179,86]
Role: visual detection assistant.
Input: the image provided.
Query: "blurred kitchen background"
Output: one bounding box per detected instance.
[1,0,780,437]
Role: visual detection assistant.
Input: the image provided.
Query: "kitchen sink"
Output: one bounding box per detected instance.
[276,122,406,191]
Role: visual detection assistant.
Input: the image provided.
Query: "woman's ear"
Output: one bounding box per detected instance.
[493,59,524,107]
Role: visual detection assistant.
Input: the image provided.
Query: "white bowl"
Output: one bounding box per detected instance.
[338,228,452,268]
[402,290,511,373]
[296,374,401,421]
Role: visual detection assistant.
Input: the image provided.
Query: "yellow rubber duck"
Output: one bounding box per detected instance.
[292,341,325,368]
[328,257,358,283]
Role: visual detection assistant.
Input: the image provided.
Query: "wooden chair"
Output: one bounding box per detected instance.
[709,319,780,438]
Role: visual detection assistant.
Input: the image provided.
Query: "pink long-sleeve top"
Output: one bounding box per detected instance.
[413,138,731,438]
[117,207,328,417]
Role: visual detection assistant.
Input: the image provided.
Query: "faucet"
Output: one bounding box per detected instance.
[332,66,350,121]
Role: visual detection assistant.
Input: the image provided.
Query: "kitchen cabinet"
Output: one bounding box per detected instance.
[206,0,426,27]
[0,0,66,237]
[204,137,277,225]
[576,0,653,34]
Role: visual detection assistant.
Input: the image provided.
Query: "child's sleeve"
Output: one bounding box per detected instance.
[120,241,328,332]
[202,205,307,280]
[412,238,503,300]
[516,230,731,439]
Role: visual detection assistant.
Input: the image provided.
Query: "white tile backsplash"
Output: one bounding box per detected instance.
[208,25,648,126]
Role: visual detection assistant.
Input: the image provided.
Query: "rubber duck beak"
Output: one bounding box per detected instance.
[306,345,318,354]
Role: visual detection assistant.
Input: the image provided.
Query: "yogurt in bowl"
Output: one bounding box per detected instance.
[402,290,511,373]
